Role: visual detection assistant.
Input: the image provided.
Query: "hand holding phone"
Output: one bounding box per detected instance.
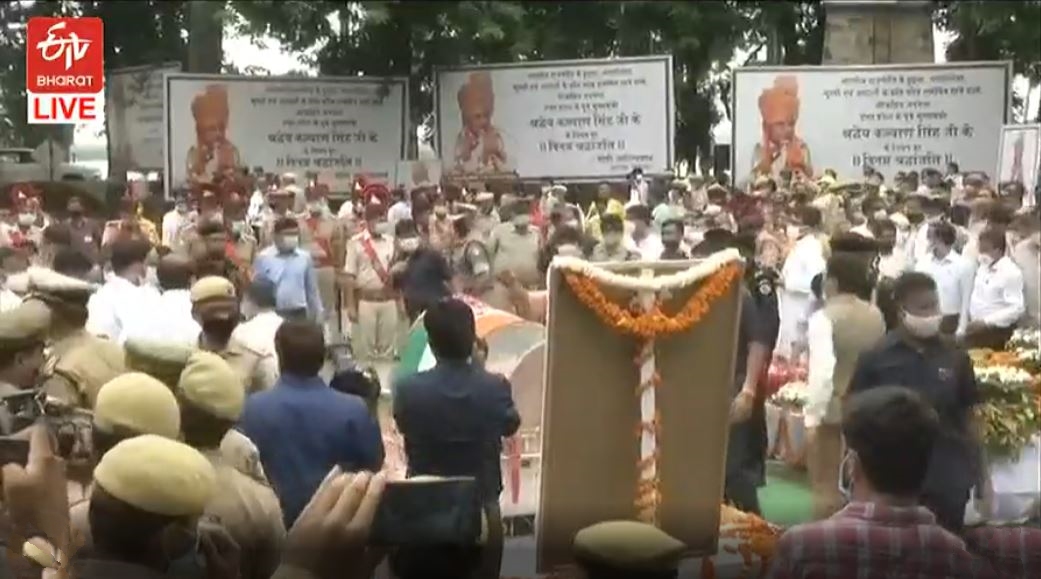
[370,476,482,546]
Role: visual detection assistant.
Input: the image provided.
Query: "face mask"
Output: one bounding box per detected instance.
[512,214,531,228]
[623,220,636,237]
[786,225,801,239]
[837,451,854,504]
[202,317,238,342]
[662,236,681,248]
[17,213,35,227]
[209,212,224,224]
[978,254,994,268]
[399,237,420,252]
[307,201,324,214]
[603,232,623,247]
[175,204,188,214]
[902,309,942,339]
[68,207,83,217]
[564,220,579,229]
[371,221,391,236]
[556,244,582,258]
[231,221,246,235]
[240,300,258,321]
[280,235,300,250]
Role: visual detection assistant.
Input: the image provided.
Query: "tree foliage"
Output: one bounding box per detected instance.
[0,0,189,147]
[936,0,1041,121]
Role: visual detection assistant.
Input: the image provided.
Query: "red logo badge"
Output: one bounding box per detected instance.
[26,17,104,124]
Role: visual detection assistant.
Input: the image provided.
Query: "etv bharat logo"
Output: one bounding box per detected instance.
[26,17,105,124]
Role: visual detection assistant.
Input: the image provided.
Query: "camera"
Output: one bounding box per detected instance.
[0,389,92,458]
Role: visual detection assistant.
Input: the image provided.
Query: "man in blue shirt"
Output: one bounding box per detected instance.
[238,319,383,526]
[393,298,520,579]
[252,217,323,322]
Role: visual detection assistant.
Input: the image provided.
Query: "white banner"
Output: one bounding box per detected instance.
[164,74,408,194]
[106,63,181,174]
[436,55,674,182]
[998,124,1041,206]
[731,62,1010,183]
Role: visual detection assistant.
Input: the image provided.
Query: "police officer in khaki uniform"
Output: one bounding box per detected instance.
[485,198,541,311]
[0,300,51,435]
[344,203,398,363]
[124,337,269,484]
[22,269,126,409]
[300,184,345,343]
[572,520,686,579]
[191,276,278,393]
[259,188,297,249]
[178,351,286,579]
[472,191,500,240]
[68,371,183,552]
[68,435,219,579]
[226,191,259,273]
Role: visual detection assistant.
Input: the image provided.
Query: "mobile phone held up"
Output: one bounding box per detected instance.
[0,437,30,467]
[370,476,483,546]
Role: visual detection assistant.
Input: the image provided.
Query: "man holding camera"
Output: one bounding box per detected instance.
[0,300,51,436]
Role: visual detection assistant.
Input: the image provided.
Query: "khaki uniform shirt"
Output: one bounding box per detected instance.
[221,428,270,483]
[589,242,639,263]
[489,224,541,288]
[43,329,127,409]
[203,336,278,395]
[201,448,287,579]
[344,232,395,293]
[300,214,345,270]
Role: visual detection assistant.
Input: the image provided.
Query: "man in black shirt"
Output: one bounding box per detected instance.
[694,239,772,514]
[390,219,453,323]
[848,271,987,533]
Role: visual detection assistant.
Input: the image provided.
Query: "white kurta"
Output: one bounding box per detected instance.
[777,234,826,358]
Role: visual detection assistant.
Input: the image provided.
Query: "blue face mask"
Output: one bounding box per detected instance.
[164,527,206,579]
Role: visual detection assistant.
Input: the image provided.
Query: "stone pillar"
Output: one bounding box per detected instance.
[822,0,934,65]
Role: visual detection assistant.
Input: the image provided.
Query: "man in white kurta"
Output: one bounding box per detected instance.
[778,207,827,358]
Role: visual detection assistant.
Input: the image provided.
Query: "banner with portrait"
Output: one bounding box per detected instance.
[106,62,181,176]
[731,62,1011,183]
[435,55,674,182]
[164,74,409,195]
[997,124,1041,207]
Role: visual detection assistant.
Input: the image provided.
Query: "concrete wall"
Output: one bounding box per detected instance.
[822,0,934,65]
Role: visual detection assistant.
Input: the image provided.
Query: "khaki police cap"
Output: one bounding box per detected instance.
[124,338,194,380]
[573,521,686,572]
[94,434,216,517]
[190,276,236,303]
[179,351,244,421]
[0,300,52,350]
[6,268,96,303]
[94,372,181,440]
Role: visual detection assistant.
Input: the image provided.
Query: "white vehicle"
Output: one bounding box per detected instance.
[0,147,100,185]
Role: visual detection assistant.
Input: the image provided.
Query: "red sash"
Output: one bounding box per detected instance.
[360,234,390,287]
[305,217,334,268]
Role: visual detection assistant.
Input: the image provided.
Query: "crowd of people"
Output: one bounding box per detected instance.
[0,157,1037,578]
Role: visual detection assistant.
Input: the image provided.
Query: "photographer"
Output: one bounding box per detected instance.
[0,301,51,436]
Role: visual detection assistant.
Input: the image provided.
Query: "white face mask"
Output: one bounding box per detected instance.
[786,224,801,239]
[371,221,391,236]
[556,244,583,258]
[512,214,531,228]
[399,237,420,252]
[978,254,995,268]
[902,310,942,338]
[603,232,623,247]
[307,201,324,214]
[280,235,300,250]
[17,213,35,227]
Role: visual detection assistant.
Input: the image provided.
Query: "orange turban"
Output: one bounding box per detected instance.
[758,76,800,125]
[191,85,230,124]
[457,72,494,115]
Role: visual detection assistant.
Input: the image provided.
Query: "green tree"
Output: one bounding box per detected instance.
[0,1,190,147]
[936,0,1041,121]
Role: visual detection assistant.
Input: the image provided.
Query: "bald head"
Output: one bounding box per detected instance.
[157,254,194,291]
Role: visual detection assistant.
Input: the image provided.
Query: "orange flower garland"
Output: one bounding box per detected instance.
[562,263,742,339]
[561,262,743,524]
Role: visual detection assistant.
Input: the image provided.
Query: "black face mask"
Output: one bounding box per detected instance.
[202,317,238,342]
[662,238,681,250]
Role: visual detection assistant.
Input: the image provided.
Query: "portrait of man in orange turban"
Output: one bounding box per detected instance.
[753,75,813,179]
[453,71,512,175]
[186,84,242,186]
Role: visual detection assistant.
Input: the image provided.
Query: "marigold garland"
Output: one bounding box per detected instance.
[561,262,743,525]
[562,263,742,340]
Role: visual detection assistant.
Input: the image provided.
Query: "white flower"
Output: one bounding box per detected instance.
[974,364,1034,386]
[772,381,809,407]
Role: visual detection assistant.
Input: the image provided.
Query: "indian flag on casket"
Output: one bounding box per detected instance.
[392,294,544,390]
